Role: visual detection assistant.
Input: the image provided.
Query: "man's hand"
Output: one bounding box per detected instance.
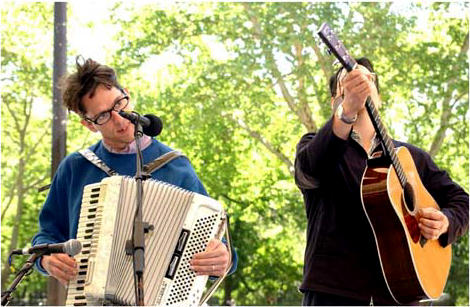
[41,253,78,286]
[331,65,379,140]
[341,67,377,116]
[417,207,449,240]
[190,239,230,276]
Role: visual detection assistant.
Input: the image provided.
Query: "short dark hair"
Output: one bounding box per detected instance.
[61,56,123,114]
[329,57,379,98]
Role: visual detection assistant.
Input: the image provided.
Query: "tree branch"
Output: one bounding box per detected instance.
[450,92,467,109]
[242,3,316,132]
[428,31,469,157]
[218,193,250,207]
[312,43,332,79]
[24,174,49,191]
[1,185,17,222]
[25,126,49,158]
[428,101,452,158]
[234,116,294,176]
[4,99,22,134]
[295,39,317,132]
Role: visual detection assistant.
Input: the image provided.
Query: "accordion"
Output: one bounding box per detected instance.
[66,176,227,306]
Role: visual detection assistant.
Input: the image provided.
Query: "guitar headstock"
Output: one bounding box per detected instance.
[317,23,356,72]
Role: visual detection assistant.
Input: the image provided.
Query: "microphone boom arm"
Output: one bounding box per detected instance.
[2,252,44,306]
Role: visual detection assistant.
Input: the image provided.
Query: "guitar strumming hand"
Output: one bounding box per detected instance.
[417,207,449,240]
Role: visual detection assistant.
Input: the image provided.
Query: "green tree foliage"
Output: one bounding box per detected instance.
[1,2,54,304]
[1,2,468,306]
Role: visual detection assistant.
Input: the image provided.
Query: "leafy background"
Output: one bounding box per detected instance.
[1,2,468,305]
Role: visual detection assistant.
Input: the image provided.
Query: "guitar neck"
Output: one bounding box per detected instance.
[365,98,407,188]
[317,23,407,188]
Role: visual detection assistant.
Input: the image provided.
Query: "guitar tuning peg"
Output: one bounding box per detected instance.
[333,59,340,65]
[325,48,332,56]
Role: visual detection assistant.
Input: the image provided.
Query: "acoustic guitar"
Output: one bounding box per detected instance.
[317,23,451,304]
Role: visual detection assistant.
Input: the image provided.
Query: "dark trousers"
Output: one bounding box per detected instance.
[302,290,419,306]
[302,291,371,306]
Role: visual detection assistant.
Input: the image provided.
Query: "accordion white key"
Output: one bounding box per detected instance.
[66,176,226,306]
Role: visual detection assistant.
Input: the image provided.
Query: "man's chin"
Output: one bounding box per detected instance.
[118,127,135,140]
[124,132,136,143]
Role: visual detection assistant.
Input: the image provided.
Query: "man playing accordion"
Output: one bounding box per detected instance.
[32,56,237,287]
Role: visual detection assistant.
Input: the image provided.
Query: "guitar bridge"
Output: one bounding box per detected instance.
[419,236,427,247]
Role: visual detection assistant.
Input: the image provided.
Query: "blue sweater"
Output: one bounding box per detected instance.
[33,139,237,274]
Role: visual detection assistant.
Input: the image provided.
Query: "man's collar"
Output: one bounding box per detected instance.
[351,130,381,155]
[102,135,153,154]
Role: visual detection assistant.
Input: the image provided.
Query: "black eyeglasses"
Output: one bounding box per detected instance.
[84,95,130,125]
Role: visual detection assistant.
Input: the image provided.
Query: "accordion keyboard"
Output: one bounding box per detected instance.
[66,183,102,306]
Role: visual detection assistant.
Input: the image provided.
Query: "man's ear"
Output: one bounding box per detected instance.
[81,119,98,133]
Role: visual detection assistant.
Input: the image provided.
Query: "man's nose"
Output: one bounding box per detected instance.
[111,109,126,123]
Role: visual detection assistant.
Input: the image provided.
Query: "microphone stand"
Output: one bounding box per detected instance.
[128,119,146,306]
[1,252,43,306]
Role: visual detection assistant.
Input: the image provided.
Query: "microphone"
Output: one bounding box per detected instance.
[12,239,82,256]
[118,111,163,137]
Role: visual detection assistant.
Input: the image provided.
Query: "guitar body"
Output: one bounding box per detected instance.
[361,146,452,304]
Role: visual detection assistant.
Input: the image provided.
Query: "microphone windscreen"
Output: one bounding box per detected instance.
[143,114,163,137]
[64,239,82,256]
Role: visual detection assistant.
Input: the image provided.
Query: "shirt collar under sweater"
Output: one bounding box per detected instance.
[102,134,152,154]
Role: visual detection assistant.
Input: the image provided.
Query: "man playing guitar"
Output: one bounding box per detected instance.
[295,57,468,305]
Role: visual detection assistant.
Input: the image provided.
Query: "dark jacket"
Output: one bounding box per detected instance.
[295,118,468,303]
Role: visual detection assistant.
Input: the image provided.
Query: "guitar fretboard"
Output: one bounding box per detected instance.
[364,98,407,188]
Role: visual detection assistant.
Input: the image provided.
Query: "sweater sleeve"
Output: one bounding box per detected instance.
[187,174,208,196]
[31,160,71,275]
[295,118,351,189]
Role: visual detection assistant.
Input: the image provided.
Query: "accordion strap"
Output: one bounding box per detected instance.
[78,149,118,176]
[142,150,186,175]
[39,149,186,193]
[78,148,185,177]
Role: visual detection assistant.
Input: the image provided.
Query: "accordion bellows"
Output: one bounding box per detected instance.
[66,176,225,306]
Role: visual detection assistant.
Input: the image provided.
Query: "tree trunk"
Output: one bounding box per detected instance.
[224,277,233,305]
[51,2,67,166]
[47,2,67,305]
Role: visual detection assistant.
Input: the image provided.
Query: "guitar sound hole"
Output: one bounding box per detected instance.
[403,182,415,212]
[402,182,420,243]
